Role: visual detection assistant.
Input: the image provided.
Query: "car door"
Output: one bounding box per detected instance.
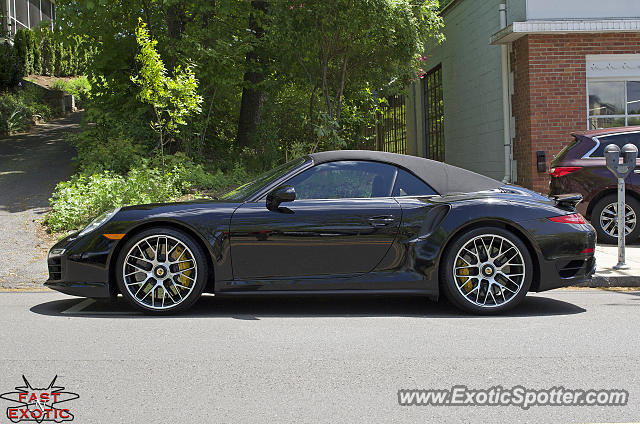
[228,160,402,287]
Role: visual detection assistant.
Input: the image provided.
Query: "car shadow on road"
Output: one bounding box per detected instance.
[30,293,586,319]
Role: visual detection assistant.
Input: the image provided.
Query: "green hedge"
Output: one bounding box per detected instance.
[0,28,92,90]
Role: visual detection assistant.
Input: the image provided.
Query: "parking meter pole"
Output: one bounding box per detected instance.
[604,143,637,270]
[616,177,626,268]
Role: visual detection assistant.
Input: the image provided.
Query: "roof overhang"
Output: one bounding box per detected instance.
[491,19,640,45]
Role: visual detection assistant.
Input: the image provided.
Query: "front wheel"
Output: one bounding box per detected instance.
[440,227,533,314]
[115,227,208,314]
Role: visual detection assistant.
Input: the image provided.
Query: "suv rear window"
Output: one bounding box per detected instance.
[554,137,579,162]
[590,132,640,157]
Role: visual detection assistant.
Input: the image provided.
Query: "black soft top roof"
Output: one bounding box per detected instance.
[309,150,503,195]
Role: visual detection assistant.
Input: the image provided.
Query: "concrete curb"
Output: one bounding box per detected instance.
[576,274,640,288]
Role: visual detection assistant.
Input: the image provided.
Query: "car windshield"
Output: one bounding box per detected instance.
[220,156,308,201]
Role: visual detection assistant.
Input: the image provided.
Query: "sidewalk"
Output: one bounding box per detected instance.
[582,243,640,287]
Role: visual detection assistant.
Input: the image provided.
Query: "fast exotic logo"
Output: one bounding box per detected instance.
[0,376,79,423]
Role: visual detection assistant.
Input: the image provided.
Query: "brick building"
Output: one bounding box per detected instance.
[405,0,640,194]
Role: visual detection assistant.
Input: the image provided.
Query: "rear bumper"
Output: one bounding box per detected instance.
[521,215,597,292]
[535,255,596,292]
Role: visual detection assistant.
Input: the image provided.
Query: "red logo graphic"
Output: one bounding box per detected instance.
[0,376,78,423]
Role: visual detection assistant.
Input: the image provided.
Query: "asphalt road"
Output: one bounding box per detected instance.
[0,114,79,287]
[0,289,638,423]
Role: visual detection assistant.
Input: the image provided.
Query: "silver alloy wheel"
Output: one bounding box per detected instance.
[122,234,198,310]
[599,202,636,238]
[453,234,526,308]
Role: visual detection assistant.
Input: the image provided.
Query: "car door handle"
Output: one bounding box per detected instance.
[368,215,396,227]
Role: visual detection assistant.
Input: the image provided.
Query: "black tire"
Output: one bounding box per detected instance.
[115,227,208,315]
[590,194,640,244]
[440,227,533,315]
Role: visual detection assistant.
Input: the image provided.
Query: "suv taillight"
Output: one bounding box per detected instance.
[549,167,582,178]
[548,213,586,224]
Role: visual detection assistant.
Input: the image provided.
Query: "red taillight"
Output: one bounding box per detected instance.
[548,213,586,224]
[549,167,582,178]
[581,248,594,254]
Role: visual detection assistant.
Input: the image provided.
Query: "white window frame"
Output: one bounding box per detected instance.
[8,0,54,35]
[586,78,640,129]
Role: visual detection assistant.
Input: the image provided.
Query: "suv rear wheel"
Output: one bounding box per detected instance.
[591,194,640,244]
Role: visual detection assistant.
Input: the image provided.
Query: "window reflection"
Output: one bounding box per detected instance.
[588,81,640,128]
[589,82,624,116]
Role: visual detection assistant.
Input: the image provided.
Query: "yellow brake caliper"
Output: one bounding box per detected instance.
[172,245,193,290]
[457,258,473,293]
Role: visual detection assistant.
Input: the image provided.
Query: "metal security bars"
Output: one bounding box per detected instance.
[424,65,445,162]
[379,95,407,154]
[362,95,407,154]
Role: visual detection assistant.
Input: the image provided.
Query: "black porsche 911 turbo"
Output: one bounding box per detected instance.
[46,150,596,314]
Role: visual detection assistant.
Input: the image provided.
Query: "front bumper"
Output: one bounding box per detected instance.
[45,233,116,298]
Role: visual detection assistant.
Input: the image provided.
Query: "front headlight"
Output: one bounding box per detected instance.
[48,248,66,258]
[78,208,120,237]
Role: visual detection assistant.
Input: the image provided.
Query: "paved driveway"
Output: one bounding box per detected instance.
[0,289,638,424]
[0,114,79,287]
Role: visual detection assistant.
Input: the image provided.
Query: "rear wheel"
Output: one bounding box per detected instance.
[440,227,533,314]
[116,227,208,314]
[591,195,639,244]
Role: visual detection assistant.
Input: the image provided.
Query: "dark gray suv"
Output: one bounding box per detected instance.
[549,127,640,244]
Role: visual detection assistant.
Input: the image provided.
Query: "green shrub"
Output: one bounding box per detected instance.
[31,30,42,75]
[13,29,33,76]
[50,77,91,108]
[0,88,53,135]
[39,29,56,76]
[46,166,185,233]
[0,42,21,89]
[69,130,147,175]
[46,161,251,233]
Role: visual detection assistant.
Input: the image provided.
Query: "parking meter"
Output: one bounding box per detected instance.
[604,143,638,268]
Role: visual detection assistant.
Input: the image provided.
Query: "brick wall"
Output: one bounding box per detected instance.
[511,33,640,193]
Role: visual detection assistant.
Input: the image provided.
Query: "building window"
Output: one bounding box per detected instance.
[361,95,407,154]
[379,95,407,154]
[6,0,55,36]
[588,80,640,129]
[423,64,445,161]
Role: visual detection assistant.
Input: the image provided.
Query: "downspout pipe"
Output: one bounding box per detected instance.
[499,3,512,183]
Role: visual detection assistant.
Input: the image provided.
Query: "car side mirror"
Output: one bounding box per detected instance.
[266,185,296,210]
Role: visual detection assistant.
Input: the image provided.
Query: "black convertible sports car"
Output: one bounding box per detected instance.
[46,150,596,314]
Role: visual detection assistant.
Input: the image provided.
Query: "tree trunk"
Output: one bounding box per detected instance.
[165,2,188,69]
[236,0,268,149]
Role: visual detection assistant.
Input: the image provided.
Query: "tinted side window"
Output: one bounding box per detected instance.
[591,133,640,157]
[286,161,397,199]
[392,168,437,196]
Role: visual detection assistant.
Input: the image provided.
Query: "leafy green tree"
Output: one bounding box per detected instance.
[52,0,443,172]
[131,18,203,168]
[236,0,269,149]
[268,0,443,150]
